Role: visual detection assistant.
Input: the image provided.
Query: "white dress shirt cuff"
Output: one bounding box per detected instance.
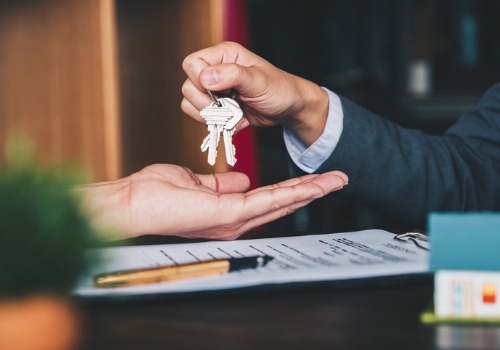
[283,88,344,173]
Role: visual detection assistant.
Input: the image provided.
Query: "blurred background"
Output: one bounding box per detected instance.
[1,0,499,234]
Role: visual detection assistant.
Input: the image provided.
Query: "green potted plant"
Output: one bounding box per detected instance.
[0,139,99,350]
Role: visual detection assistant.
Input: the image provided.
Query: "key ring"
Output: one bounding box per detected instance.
[230,90,238,101]
[207,90,222,107]
[207,89,238,107]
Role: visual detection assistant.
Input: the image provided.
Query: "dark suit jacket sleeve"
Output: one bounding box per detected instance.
[314,83,500,229]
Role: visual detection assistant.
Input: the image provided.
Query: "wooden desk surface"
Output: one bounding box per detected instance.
[77,233,500,350]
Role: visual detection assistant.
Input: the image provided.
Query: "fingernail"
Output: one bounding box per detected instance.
[331,180,347,191]
[201,68,219,86]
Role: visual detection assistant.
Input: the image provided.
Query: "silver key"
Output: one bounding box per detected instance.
[200,100,234,165]
[220,98,243,166]
[222,98,243,130]
[223,128,236,166]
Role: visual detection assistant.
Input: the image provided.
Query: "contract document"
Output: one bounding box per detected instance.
[74,229,430,298]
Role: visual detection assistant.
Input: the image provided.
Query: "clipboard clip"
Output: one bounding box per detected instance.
[394,230,429,251]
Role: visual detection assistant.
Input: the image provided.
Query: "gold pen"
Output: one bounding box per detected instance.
[94,255,273,288]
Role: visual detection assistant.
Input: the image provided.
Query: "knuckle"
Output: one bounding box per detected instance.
[180,98,190,113]
[181,80,191,95]
[182,55,195,70]
[219,41,243,50]
[217,41,233,50]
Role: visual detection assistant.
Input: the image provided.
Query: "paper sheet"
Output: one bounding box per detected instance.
[74,229,430,297]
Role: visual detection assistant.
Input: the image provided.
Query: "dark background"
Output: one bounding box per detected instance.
[247,0,500,234]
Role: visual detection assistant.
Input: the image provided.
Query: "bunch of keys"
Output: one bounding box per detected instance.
[200,90,243,166]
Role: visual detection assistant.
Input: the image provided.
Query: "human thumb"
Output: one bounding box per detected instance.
[199,63,249,93]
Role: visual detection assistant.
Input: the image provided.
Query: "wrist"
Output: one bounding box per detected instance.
[76,180,132,240]
[284,76,329,146]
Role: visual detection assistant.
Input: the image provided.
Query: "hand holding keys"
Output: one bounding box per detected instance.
[200,91,243,166]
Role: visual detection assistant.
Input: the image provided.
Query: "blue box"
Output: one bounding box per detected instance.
[429,213,500,272]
